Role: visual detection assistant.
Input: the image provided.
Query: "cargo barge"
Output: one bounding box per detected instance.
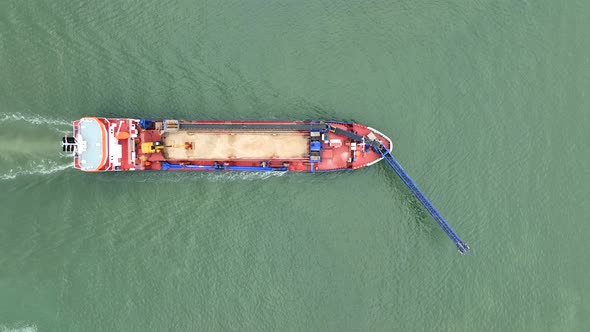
[63,118,392,172]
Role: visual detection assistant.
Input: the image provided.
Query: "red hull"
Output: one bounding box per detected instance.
[67,118,392,173]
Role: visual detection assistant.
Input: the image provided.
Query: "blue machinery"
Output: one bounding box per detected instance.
[372,143,470,255]
[161,162,288,172]
[330,124,470,254]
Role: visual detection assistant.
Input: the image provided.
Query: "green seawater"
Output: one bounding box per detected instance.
[1,1,588,331]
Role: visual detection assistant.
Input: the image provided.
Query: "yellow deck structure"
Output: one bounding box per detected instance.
[161,131,309,160]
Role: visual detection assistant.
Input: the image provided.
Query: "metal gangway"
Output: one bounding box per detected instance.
[372,142,470,255]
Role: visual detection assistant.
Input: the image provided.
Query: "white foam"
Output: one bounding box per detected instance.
[212,171,288,181]
[0,113,74,178]
[97,170,288,183]
[0,112,71,127]
[0,160,72,181]
[0,323,38,332]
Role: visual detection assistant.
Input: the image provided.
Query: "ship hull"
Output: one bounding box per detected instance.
[66,118,392,173]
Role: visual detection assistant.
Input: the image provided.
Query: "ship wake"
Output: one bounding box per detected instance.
[96,170,288,183]
[0,160,72,180]
[0,112,72,181]
[0,323,38,332]
[0,112,71,128]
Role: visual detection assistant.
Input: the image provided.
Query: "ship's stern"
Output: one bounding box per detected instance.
[64,117,138,171]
